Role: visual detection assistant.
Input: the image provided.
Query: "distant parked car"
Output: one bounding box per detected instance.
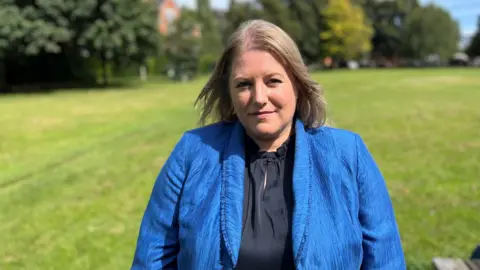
[449,52,469,66]
[165,60,198,82]
[471,57,480,67]
[344,60,359,69]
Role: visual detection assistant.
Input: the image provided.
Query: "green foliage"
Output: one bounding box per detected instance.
[0,0,159,85]
[76,0,159,62]
[164,8,201,61]
[359,0,420,58]
[0,0,472,87]
[196,0,223,56]
[257,0,302,44]
[1,0,160,60]
[197,53,217,74]
[223,0,264,45]
[320,0,373,60]
[0,1,71,56]
[404,4,460,60]
[465,16,480,57]
[284,0,328,63]
[163,8,202,80]
[466,34,480,58]
[249,0,330,63]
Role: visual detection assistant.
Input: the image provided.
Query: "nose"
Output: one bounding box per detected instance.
[252,82,268,105]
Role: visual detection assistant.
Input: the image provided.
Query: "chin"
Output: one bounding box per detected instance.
[249,122,283,139]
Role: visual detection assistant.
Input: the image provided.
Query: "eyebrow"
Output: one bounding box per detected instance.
[232,72,284,81]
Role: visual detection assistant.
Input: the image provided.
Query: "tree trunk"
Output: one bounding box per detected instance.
[139,64,147,82]
[0,57,8,93]
[101,51,107,86]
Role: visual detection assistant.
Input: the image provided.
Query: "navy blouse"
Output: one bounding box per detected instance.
[235,133,296,270]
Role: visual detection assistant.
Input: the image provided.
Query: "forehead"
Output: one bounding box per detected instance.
[230,50,287,77]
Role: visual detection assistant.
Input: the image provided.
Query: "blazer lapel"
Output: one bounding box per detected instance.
[220,119,314,267]
[292,119,313,265]
[221,121,245,267]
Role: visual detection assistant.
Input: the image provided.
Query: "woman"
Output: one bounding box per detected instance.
[131,20,406,269]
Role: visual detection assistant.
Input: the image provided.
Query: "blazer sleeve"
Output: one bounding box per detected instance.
[354,134,406,269]
[131,134,189,269]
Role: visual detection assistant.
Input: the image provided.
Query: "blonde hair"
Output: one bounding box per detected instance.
[194,19,327,129]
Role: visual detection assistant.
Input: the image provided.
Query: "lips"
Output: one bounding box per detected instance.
[249,111,275,116]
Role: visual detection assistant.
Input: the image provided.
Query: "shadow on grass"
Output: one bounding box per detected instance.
[407,260,432,270]
[0,76,174,95]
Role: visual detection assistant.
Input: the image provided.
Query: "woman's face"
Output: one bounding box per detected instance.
[229,50,297,142]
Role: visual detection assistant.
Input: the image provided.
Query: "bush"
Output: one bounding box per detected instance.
[197,54,218,74]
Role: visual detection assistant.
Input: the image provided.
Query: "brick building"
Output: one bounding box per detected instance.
[157,0,181,35]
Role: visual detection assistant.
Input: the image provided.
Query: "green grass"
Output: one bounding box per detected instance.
[1,68,479,269]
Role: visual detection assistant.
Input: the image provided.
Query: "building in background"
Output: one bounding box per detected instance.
[156,0,201,37]
[157,0,180,35]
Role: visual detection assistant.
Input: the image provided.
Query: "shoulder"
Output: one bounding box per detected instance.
[307,125,361,150]
[182,121,235,147]
[305,125,369,168]
[164,121,234,174]
[170,121,235,165]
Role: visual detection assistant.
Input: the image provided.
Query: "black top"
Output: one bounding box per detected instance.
[235,133,296,270]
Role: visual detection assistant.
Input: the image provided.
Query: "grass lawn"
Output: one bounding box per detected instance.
[1,68,479,269]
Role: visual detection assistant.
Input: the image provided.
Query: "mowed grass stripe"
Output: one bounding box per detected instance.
[0,85,195,184]
[318,69,480,268]
[0,108,192,189]
[0,109,196,269]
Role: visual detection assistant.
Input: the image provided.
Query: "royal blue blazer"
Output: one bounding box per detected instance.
[131,119,406,269]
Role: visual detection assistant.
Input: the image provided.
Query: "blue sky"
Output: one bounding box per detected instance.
[175,0,479,36]
[420,0,480,35]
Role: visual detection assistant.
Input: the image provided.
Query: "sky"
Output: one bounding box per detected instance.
[420,0,480,35]
[175,0,480,36]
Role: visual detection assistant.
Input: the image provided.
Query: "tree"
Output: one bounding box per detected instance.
[0,0,72,57]
[0,0,159,87]
[223,0,264,45]
[195,0,224,73]
[196,0,223,54]
[466,15,480,57]
[257,0,302,44]
[403,4,460,61]
[320,0,373,61]
[358,0,420,60]
[256,0,331,64]
[0,0,73,90]
[284,0,329,64]
[75,0,159,85]
[224,0,329,64]
[163,7,202,81]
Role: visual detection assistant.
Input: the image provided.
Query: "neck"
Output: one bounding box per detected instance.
[249,123,293,152]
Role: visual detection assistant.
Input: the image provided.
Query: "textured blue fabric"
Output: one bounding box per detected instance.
[131,119,406,270]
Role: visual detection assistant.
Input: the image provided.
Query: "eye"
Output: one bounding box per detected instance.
[235,81,251,89]
[267,78,282,86]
